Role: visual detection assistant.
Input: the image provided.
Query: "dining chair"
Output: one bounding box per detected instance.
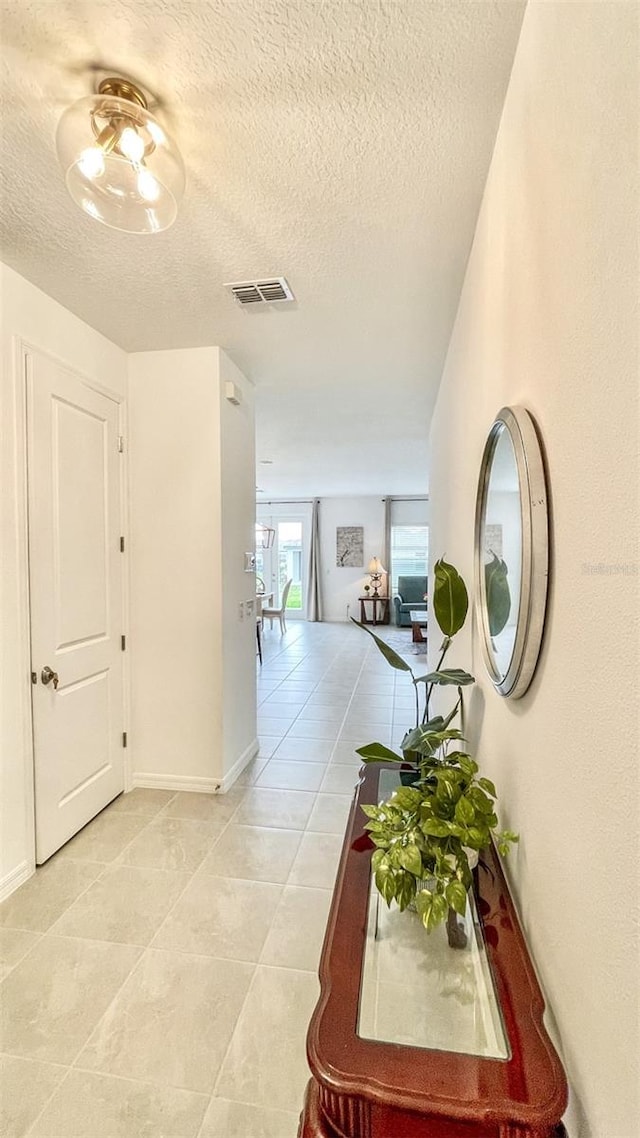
[256,616,263,664]
[262,579,293,633]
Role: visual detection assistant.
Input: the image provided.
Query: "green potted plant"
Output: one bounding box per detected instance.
[352,558,518,945]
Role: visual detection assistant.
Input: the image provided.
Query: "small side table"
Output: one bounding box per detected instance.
[359,596,390,626]
[408,608,428,644]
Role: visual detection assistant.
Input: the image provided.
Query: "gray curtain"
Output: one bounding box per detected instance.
[306,499,323,621]
[383,496,392,597]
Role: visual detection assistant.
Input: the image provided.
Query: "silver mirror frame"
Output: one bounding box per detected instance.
[474,406,549,699]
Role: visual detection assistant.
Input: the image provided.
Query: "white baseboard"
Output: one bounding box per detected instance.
[0,860,33,902]
[220,737,260,793]
[132,772,222,793]
[132,739,259,796]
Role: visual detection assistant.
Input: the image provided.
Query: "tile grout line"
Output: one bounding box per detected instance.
[15,628,375,1134]
[26,795,247,1115]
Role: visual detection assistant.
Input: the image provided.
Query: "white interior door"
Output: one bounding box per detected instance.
[27,350,125,863]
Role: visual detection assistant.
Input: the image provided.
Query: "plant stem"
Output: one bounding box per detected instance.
[423,638,451,723]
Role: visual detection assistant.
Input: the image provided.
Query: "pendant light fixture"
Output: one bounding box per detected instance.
[56,78,185,234]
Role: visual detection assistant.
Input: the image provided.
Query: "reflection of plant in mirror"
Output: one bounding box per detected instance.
[485,553,511,638]
[352,558,518,938]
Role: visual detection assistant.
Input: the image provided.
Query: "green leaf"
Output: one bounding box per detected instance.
[455,796,475,825]
[445,880,468,917]
[433,559,469,638]
[484,554,512,637]
[496,830,520,856]
[431,893,448,926]
[421,817,452,837]
[465,826,488,849]
[468,787,495,815]
[356,742,405,764]
[396,872,417,912]
[402,727,437,756]
[478,777,497,798]
[376,866,396,906]
[392,787,422,812]
[398,843,423,876]
[417,669,475,687]
[371,850,388,872]
[350,618,412,672]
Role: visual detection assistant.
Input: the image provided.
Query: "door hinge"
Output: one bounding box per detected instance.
[121,635,126,651]
[117,435,124,453]
[122,731,128,748]
[120,536,125,552]
[31,671,37,685]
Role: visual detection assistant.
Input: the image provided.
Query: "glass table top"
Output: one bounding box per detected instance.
[357,772,510,1060]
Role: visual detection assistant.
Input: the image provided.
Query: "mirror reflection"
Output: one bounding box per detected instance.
[481,425,522,680]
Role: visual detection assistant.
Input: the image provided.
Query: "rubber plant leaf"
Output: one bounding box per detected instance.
[433,558,469,637]
[349,618,412,672]
[416,669,475,686]
[355,742,405,764]
[485,553,511,637]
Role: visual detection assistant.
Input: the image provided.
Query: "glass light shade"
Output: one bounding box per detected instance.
[56,91,185,234]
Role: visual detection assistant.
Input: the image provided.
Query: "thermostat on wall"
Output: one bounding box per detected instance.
[225,380,242,405]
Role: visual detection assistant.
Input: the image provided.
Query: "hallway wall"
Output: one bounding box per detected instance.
[427,4,638,1135]
[128,348,257,792]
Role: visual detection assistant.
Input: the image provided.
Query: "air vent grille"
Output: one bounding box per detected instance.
[225,277,295,306]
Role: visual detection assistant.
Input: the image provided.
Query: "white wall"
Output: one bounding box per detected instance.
[319,497,385,622]
[219,351,258,783]
[129,347,257,792]
[0,263,128,895]
[427,4,639,1135]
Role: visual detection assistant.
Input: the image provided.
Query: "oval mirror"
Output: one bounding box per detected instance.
[474,406,549,698]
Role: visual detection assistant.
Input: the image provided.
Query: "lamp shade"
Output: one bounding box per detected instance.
[368,557,385,575]
[56,79,185,234]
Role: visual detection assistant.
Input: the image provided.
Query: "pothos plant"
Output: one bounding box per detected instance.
[352,558,518,940]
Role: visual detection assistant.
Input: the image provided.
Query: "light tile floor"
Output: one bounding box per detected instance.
[0,620,419,1137]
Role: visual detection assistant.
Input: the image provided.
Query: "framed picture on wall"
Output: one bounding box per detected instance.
[484,523,503,559]
[336,526,364,567]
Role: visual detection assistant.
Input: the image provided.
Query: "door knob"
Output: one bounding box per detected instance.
[41,666,59,690]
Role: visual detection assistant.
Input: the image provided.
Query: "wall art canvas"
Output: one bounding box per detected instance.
[336,526,364,567]
[484,523,503,559]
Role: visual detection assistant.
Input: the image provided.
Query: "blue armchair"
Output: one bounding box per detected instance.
[394,576,428,627]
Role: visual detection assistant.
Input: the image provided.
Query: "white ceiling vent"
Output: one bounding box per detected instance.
[225,277,295,306]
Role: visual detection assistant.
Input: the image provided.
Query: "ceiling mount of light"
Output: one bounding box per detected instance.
[56,77,185,234]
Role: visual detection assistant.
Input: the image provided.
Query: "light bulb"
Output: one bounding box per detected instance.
[147,121,166,146]
[77,147,105,179]
[137,168,160,201]
[118,126,145,162]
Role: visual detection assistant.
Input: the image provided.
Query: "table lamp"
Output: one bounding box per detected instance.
[367,557,385,596]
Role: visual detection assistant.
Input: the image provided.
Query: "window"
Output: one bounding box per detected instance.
[390,525,429,595]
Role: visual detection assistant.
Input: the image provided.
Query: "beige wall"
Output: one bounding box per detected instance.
[0,263,128,894]
[219,350,258,783]
[427,4,639,1135]
[128,347,257,791]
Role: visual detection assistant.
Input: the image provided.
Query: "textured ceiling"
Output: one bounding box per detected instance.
[0,0,525,496]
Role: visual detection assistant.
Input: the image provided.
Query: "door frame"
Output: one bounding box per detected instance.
[256,503,312,621]
[13,337,131,873]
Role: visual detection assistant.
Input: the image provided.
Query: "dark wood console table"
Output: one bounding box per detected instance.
[358,596,390,626]
[301,764,568,1138]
